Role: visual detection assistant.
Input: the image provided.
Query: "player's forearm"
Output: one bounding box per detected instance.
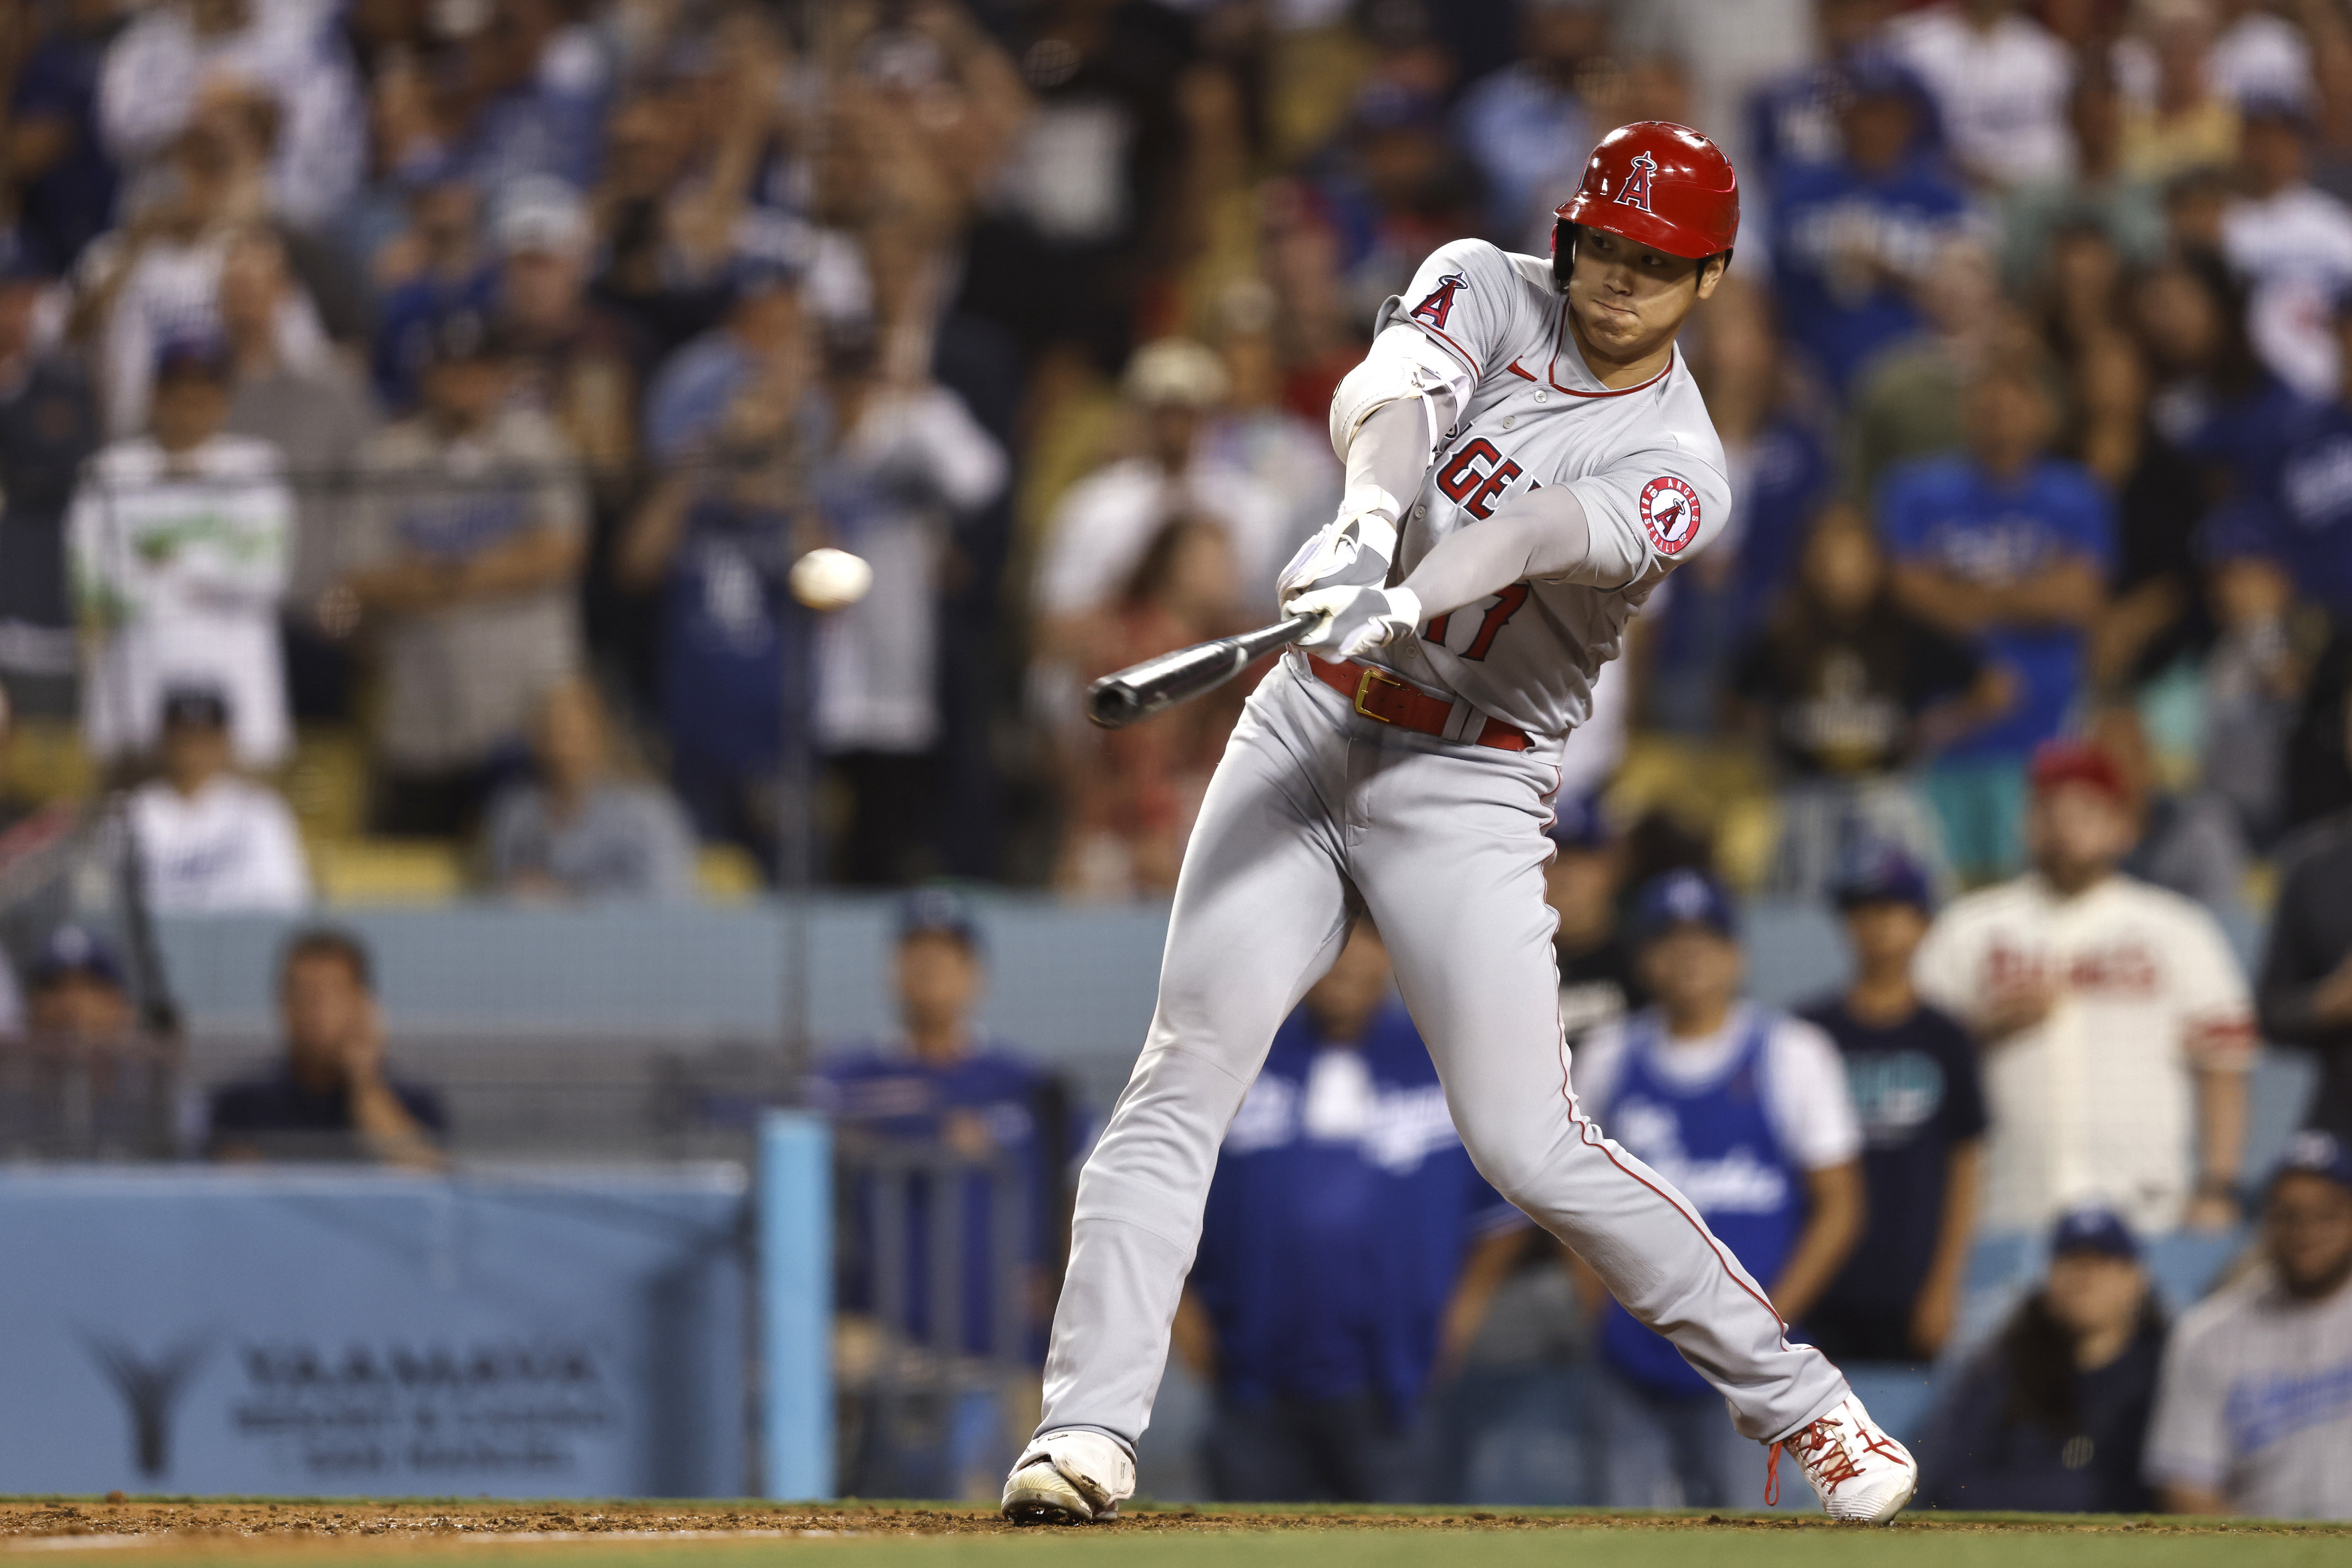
[1397,487,1593,618]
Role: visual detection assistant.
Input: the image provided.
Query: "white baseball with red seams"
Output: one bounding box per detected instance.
[1008,234,1914,1525]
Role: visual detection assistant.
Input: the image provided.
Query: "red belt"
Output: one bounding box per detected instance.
[1303,654,1531,753]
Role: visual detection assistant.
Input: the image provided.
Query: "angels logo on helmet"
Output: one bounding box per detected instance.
[1639,475,1701,554]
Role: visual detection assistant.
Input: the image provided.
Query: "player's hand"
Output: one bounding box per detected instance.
[1286,583,1422,659]
[1275,510,1398,600]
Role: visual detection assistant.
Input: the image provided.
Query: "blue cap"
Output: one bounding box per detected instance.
[1832,845,1933,912]
[896,886,979,950]
[1629,868,1737,945]
[2049,1203,2140,1261]
[31,924,124,988]
[1833,47,1927,110]
[2273,1130,2352,1194]
[1546,793,1612,853]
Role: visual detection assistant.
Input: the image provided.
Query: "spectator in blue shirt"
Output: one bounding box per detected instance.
[1883,363,2114,881]
[1178,924,1528,1504]
[7,0,122,274]
[1452,0,1605,248]
[812,889,1071,1367]
[1749,1,1940,194]
[1770,53,1972,395]
[1800,848,1989,1362]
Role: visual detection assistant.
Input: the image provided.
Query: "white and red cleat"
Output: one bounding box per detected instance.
[1001,1429,1136,1525]
[1768,1394,1918,1524]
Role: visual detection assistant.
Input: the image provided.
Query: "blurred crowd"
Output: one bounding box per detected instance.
[7,0,2352,1520]
[3,0,2352,914]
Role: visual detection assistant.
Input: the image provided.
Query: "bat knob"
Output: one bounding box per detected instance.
[1085,678,1144,729]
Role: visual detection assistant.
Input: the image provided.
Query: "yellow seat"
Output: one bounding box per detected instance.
[309,837,465,905]
[696,843,765,902]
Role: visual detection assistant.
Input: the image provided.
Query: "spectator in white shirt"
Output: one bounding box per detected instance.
[1034,339,1295,634]
[128,685,308,913]
[2221,100,2352,399]
[1888,0,2075,187]
[2208,0,2316,110]
[69,333,293,769]
[1914,741,2256,1236]
[2146,1131,2352,1519]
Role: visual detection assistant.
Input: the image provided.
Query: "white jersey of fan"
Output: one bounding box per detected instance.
[1355,236,1733,739]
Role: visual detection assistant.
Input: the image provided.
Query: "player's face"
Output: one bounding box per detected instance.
[1565,228,1723,369]
[2268,1173,2352,1299]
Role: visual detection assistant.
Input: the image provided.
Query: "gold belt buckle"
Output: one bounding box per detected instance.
[1353,664,1403,723]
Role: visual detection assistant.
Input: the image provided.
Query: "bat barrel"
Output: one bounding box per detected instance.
[1083,613,1320,730]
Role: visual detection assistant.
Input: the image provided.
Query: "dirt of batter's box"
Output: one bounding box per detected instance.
[0,1499,2341,1543]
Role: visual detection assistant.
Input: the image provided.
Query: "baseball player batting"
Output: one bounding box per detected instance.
[1003,123,1919,1525]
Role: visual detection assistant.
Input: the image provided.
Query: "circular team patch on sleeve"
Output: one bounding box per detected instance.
[1639,476,1701,555]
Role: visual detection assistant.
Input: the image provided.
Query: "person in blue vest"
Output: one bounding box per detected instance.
[1178,923,1530,1503]
[1574,869,1867,1509]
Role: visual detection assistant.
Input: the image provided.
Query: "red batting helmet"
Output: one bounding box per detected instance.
[1553,122,1739,272]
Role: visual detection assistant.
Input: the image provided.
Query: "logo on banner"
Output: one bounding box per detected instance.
[86,1332,212,1478]
[1639,475,1701,554]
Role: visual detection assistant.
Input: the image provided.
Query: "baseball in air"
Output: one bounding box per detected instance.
[790,547,873,610]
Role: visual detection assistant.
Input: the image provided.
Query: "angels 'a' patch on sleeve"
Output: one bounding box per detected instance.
[1638,475,1703,556]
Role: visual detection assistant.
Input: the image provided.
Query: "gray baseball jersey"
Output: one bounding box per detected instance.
[1365,238,1733,738]
[2144,1268,2352,1518]
[1028,237,1848,1489]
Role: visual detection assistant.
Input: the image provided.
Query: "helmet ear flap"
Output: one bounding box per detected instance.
[1552,220,1575,291]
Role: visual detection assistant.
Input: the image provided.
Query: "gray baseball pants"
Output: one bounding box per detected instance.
[1035,660,1849,1452]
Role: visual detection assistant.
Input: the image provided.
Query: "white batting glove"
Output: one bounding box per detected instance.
[1274,507,1401,601]
[1286,583,1423,659]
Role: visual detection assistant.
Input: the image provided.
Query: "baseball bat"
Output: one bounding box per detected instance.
[1085,612,1319,729]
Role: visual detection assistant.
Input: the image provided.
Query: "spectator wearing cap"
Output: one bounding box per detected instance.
[1882,363,2113,884]
[1544,795,1647,1051]
[1800,849,1988,1362]
[342,308,589,837]
[23,924,132,1043]
[1916,1204,2166,1513]
[1178,924,1530,1503]
[1035,339,1299,637]
[810,893,1073,1395]
[1915,740,2256,1236]
[1768,50,1971,395]
[68,331,294,769]
[2263,690,2352,1147]
[1575,869,1864,1509]
[491,178,639,514]
[483,676,695,902]
[127,685,307,912]
[2222,100,2352,401]
[2146,1132,2352,1517]
[1734,508,2007,900]
[0,255,100,714]
[207,926,444,1168]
